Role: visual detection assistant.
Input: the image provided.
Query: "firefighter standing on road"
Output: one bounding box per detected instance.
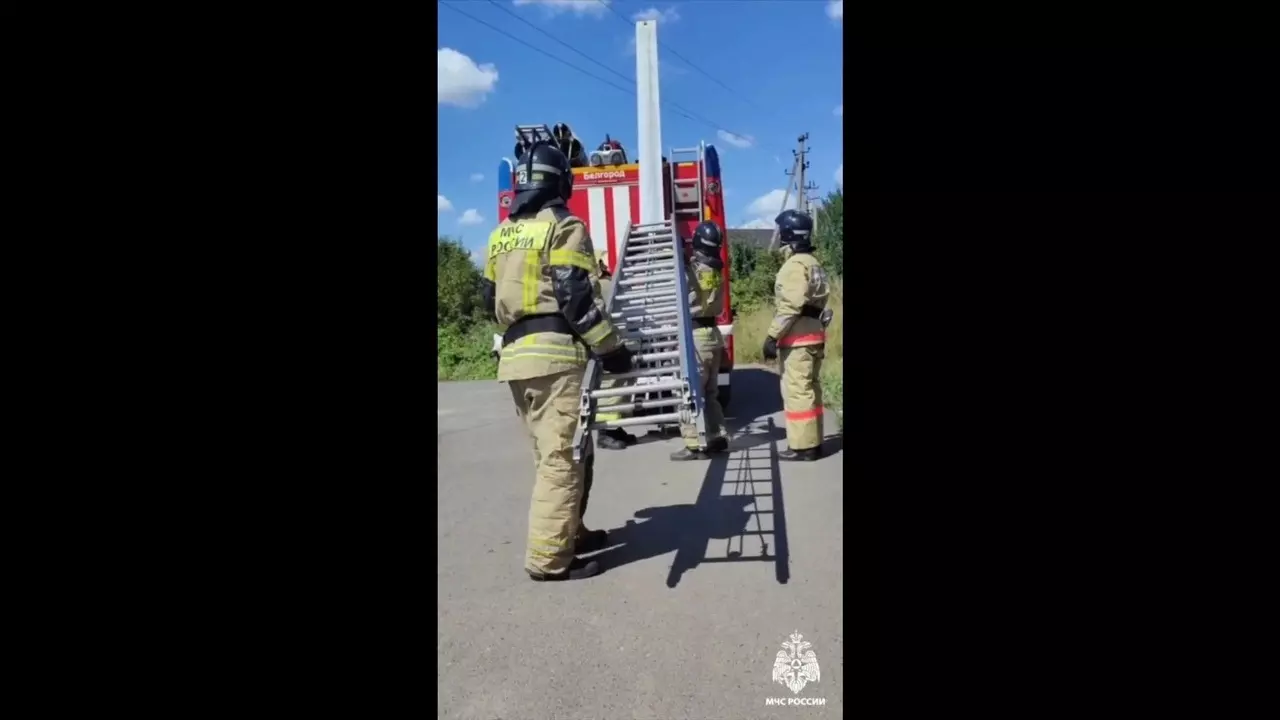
[762,210,831,462]
[670,221,730,461]
[594,249,639,450]
[481,142,633,582]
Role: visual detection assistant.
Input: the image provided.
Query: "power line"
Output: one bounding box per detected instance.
[596,0,766,115]
[438,1,634,97]
[482,0,634,88]
[440,1,753,142]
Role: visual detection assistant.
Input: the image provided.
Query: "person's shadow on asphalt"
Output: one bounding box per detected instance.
[592,479,757,589]
[593,418,795,588]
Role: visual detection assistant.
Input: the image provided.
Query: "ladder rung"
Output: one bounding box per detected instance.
[619,310,679,320]
[674,209,703,215]
[599,397,685,414]
[617,275,675,286]
[633,350,681,364]
[615,288,675,300]
[616,303,679,314]
[621,326,680,339]
[595,396,682,413]
[627,253,676,263]
[673,178,699,185]
[630,225,671,236]
[619,262,676,274]
[615,310,679,321]
[606,370,680,383]
[591,378,685,398]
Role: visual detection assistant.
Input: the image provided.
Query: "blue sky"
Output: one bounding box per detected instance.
[437,0,844,255]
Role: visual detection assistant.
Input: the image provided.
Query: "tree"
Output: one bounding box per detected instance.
[437,236,485,329]
[813,189,843,275]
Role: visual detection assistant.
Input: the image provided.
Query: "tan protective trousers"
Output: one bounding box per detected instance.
[680,326,726,449]
[780,344,825,451]
[508,369,595,574]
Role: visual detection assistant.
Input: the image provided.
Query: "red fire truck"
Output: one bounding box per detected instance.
[496,132,737,408]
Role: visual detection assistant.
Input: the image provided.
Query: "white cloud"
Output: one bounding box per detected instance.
[834,104,843,116]
[632,6,680,23]
[458,209,485,226]
[746,189,796,218]
[438,195,454,213]
[438,48,499,108]
[834,163,843,187]
[513,0,610,17]
[717,130,756,149]
[827,0,843,22]
[735,217,773,230]
[470,172,485,183]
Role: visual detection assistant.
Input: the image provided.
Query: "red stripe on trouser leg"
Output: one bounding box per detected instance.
[780,345,824,451]
[779,332,826,347]
[785,407,823,422]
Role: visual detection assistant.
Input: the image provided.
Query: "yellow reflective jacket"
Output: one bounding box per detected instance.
[482,205,621,382]
[768,252,830,348]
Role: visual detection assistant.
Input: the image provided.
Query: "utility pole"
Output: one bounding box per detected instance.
[770,133,814,249]
[794,133,813,214]
[770,152,802,250]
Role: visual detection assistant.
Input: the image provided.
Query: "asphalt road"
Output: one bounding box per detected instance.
[437,366,845,720]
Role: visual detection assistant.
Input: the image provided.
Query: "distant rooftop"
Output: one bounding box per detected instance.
[726,228,774,249]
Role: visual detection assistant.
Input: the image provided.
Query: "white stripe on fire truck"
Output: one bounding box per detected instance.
[586,187,609,262]
[611,186,632,265]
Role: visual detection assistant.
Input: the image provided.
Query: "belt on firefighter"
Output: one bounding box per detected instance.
[692,317,718,328]
[800,305,824,320]
[502,314,580,348]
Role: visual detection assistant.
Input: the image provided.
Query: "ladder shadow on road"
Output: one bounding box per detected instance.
[595,416,791,588]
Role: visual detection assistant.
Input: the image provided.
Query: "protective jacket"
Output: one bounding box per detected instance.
[687,252,724,324]
[768,252,830,348]
[483,205,621,382]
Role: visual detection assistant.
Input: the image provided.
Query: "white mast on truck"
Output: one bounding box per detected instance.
[568,19,710,461]
[635,20,664,225]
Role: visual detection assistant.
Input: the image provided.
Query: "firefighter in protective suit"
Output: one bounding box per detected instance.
[594,249,638,450]
[671,221,730,461]
[481,141,634,581]
[762,210,831,461]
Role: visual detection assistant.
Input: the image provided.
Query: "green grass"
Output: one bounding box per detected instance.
[437,320,501,381]
[436,282,847,432]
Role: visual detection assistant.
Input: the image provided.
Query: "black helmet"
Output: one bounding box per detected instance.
[691,221,723,256]
[515,141,573,202]
[775,209,814,250]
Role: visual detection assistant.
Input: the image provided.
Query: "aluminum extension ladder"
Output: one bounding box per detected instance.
[571,219,706,462]
[667,143,706,221]
[514,123,555,147]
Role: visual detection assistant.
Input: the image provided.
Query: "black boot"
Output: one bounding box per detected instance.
[527,556,602,582]
[670,446,711,461]
[598,429,633,450]
[706,436,729,454]
[778,446,822,462]
[576,528,609,554]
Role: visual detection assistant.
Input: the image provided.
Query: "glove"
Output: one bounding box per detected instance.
[762,336,779,360]
[599,345,634,374]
